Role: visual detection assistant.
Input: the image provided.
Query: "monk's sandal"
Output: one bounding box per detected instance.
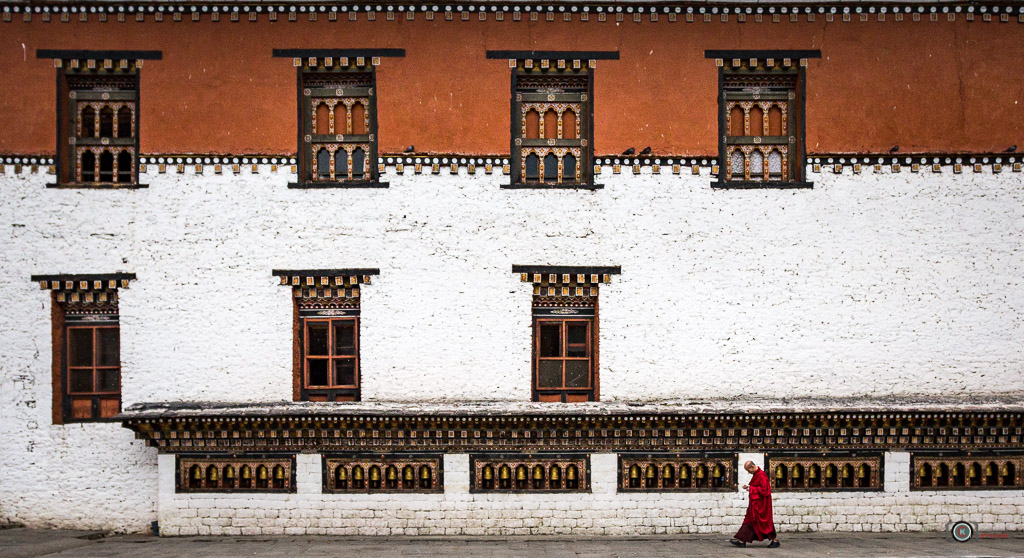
[729,539,746,547]
[768,541,780,548]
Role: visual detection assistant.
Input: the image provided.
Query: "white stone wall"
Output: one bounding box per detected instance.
[1,164,1022,531]
[154,452,1024,536]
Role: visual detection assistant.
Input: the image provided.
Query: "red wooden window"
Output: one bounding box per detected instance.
[534,319,594,402]
[302,317,359,401]
[65,324,121,420]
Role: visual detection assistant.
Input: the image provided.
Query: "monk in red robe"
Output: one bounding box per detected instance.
[730,460,780,548]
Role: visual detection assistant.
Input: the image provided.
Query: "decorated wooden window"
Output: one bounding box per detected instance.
[323,454,443,493]
[515,265,619,402]
[274,269,379,402]
[491,51,616,189]
[39,51,160,188]
[912,454,1024,490]
[470,453,590,493]
[177,455,295,493]
[619,454,737,492]
[32,273,134,424]
[765,454,883,491]
[707,50,819,188]
[275,50,403,187]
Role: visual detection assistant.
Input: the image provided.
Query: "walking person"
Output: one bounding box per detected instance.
[730,460,780,548]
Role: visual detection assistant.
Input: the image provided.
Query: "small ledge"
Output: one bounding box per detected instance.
[711,180,813,190]
[501,183,604,190]
[288,181,389,189]
[46,183,149,190]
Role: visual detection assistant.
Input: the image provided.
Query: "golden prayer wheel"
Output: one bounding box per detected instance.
[370,467,381,481]
[225,466,235,480]
[696,466,705,479]
[775,466,785,479]
[986,464,996,477]
[567,465,578,480]
[809,467,819,479]
[969,466,978,479]
[1002,463,1011,476]
[550,467,560,480]
[713,465,723,478]
[241,466,251,479]
[662,465,673,479]
[258,467,268,480]
[629,465,640,479]
[337,467,347,480]
[353,467,364,480]
[191,466,202,480]
[680,467,690,479]
[825,467,834,479]
[387,467,397,480]
[404,467,414,481]
[842,466,851,479]
[533,465,544,480]
[421,467,431,480]
[500,466,511,480]
[646,466,656,479]
[209,467,219,481]
[919,465,928,477]
[859,465,868,479]
[274,466,284,480]
[483,466,494,480]
[516,466,527,481]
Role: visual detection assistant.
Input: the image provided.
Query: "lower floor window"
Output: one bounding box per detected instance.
[302,316,359,401]
[65,323,121,420]
[534,315,595,402]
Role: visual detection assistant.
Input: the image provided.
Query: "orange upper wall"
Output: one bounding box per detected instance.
[1,17,1022,156]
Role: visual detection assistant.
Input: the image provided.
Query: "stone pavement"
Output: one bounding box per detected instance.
[1,528,1022,558]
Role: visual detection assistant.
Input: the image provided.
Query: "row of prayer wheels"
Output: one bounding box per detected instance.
[188,463,287,489]
[334,464,434,490]
[479,463,581,490]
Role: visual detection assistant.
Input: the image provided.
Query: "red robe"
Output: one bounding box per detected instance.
[735,468,776,542]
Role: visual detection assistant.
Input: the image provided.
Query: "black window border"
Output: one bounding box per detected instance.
[705,49,820,190]
[491,50,618,190]
[39,49,161,189]
[274,48,404,189]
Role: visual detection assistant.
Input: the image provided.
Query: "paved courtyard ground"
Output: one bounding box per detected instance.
[0,528,1021,557]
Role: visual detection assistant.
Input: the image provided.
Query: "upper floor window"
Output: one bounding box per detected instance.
[38,50,161,188]
[273,49,405,188]
[490,51,618,189]
[274,269,379,402]
[32,273,135,424]
[514,265,620,402]
[706,50,819,189]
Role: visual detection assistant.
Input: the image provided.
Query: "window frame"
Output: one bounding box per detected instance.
[532,314,598,403]
[39,50,161,189]
[706,50,819,190]
[297,66,381,187]
[58,68,141,188]
[301,316,360,399]
[510,67,593,188]
[63,322,122,422]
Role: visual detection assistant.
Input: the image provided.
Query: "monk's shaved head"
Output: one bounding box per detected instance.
[744,461,758,473]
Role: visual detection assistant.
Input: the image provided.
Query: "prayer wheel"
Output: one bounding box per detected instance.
[387,467,397,480]
[258,466,268,480]
[550,467,560,481]
[370,467,381,481]
[567,465,578,480]
[533,465,544,480]
[421,466,431,480]
[274,466,284,480]
[209,467,219,481]
[241,466,251,479]
[516,466,527,480]
[629,465,640,479]
[225,466,235,481]
[483,466,494,480]
[191,466,202,480]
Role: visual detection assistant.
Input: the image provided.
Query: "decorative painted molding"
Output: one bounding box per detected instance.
[120,405,1024,454]
[3,153,1021,177]
[4,3,1024,25]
